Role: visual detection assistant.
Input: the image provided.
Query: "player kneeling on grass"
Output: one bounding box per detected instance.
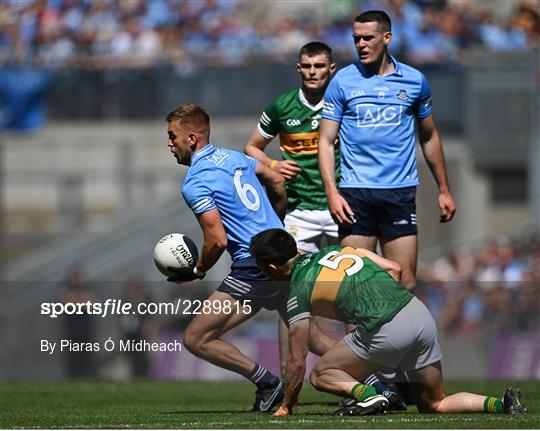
[250,228,528,417]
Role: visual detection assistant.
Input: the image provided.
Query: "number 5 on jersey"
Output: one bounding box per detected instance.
[318,250,365,276]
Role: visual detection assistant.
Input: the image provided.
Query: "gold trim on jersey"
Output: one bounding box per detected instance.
[310,247,365,319]
[279,132,319,155]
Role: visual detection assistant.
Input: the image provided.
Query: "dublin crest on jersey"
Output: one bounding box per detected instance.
[397,89,409,100]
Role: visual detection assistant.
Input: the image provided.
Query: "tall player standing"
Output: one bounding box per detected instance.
[318,10,456,404]
[244,41,405,410]
[319,11,456,290]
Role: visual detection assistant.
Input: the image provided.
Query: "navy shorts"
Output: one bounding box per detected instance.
[217,256,287,312]
[339,187,417,238]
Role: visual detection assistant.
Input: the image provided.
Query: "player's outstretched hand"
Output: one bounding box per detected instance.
[166,266,205,283]
[328,192,355,225]
[276,160,301,181]
[438,191,456,223]
[273,405,291,416]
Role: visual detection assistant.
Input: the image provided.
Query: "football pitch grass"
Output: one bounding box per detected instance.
[1,380,537,429]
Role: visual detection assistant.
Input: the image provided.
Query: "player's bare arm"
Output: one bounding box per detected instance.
[319,118,354,225]
[417,114,456,223]
[356,248,402,281]
[195,209,228,273]
[245,129,301,181]
[255,161,287,220]
[274,318,310,416]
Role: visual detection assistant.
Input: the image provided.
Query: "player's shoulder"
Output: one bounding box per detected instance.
[200,146,255,173]
[182,166,205,191]
[271,88,302,109]
[192,145,235,166]
[395,59,426,82]
[184,146,231,178]
[333,63,362,80]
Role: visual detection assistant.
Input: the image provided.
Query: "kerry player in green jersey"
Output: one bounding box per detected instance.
[250,229,527,417]
[244,41,343,381]
[244,41,339,254]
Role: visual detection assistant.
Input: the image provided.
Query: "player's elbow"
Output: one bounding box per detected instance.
[244,142,255,156]
[206,234,227,251]
[391,263,402,281]
[309,370,318,389]
[214,238,228,251]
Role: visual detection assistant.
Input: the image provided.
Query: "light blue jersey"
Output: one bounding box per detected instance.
[322,57,432,188]
[182,144,283,261]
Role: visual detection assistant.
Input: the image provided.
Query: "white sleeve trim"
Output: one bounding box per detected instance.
[288,312,311,325]
[257,123,275,140]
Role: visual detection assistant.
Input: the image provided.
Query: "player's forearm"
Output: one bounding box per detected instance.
[356,248,402,281]
[420,132,451,193]
[265,177,287,220]
[283,360,305,408]
[318,119,340,197]
[268,190,287,220]
[197,238,226,273]
[318,140,338,196]
[245,143,275,167]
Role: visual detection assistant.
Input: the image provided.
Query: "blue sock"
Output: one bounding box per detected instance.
[363,374,391,395]
[248,364,276,390]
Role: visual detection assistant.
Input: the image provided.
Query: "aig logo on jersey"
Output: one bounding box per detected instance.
[355,104,403,128]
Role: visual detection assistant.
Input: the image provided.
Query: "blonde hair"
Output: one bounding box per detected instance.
[166,104,210,137]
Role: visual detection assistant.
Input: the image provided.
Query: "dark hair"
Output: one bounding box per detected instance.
[299,41,333,62]
[166,104,209,126]
[250,229,297,265]
[355,10,392,33]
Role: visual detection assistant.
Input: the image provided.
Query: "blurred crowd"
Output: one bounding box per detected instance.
[1,0,538,69]
[416,230,540,337]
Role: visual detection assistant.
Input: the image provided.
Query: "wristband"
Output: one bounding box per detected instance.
[270,160,279,170]
[193,267,206,278]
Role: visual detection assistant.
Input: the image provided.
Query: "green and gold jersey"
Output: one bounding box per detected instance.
[287,246,414,333]
[258,88,340,211]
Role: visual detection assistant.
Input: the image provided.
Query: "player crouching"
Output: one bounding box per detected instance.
[250,228,528,416]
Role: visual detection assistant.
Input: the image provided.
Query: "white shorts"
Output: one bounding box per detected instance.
[284,209,339,253]
[344,297,443,371]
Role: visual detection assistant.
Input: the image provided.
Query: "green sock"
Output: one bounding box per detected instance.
[351,383,378,402]
[483,396,504,413]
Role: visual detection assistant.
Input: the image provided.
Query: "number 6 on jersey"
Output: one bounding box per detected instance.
[234,169,261,211]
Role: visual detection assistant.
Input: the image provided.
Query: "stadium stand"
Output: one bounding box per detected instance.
[417,231,540,335]
[0,0,538,68]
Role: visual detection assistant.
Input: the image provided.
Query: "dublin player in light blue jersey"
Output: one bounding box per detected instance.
[319,10,456,290]
[165,104,334,412]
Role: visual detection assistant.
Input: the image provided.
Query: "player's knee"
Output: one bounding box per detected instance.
[183,327,206,355]
[417,396,444,413]
[309,369,320,389]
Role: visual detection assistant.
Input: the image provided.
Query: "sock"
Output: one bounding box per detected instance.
[351,383,378,402]
[248,364,276,390]
[364,373,391,395]
[483,396,504,413]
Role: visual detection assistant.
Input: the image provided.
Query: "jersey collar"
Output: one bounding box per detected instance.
[299,88,324,111]
[191,143,215,165]
[356,55,403,77]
